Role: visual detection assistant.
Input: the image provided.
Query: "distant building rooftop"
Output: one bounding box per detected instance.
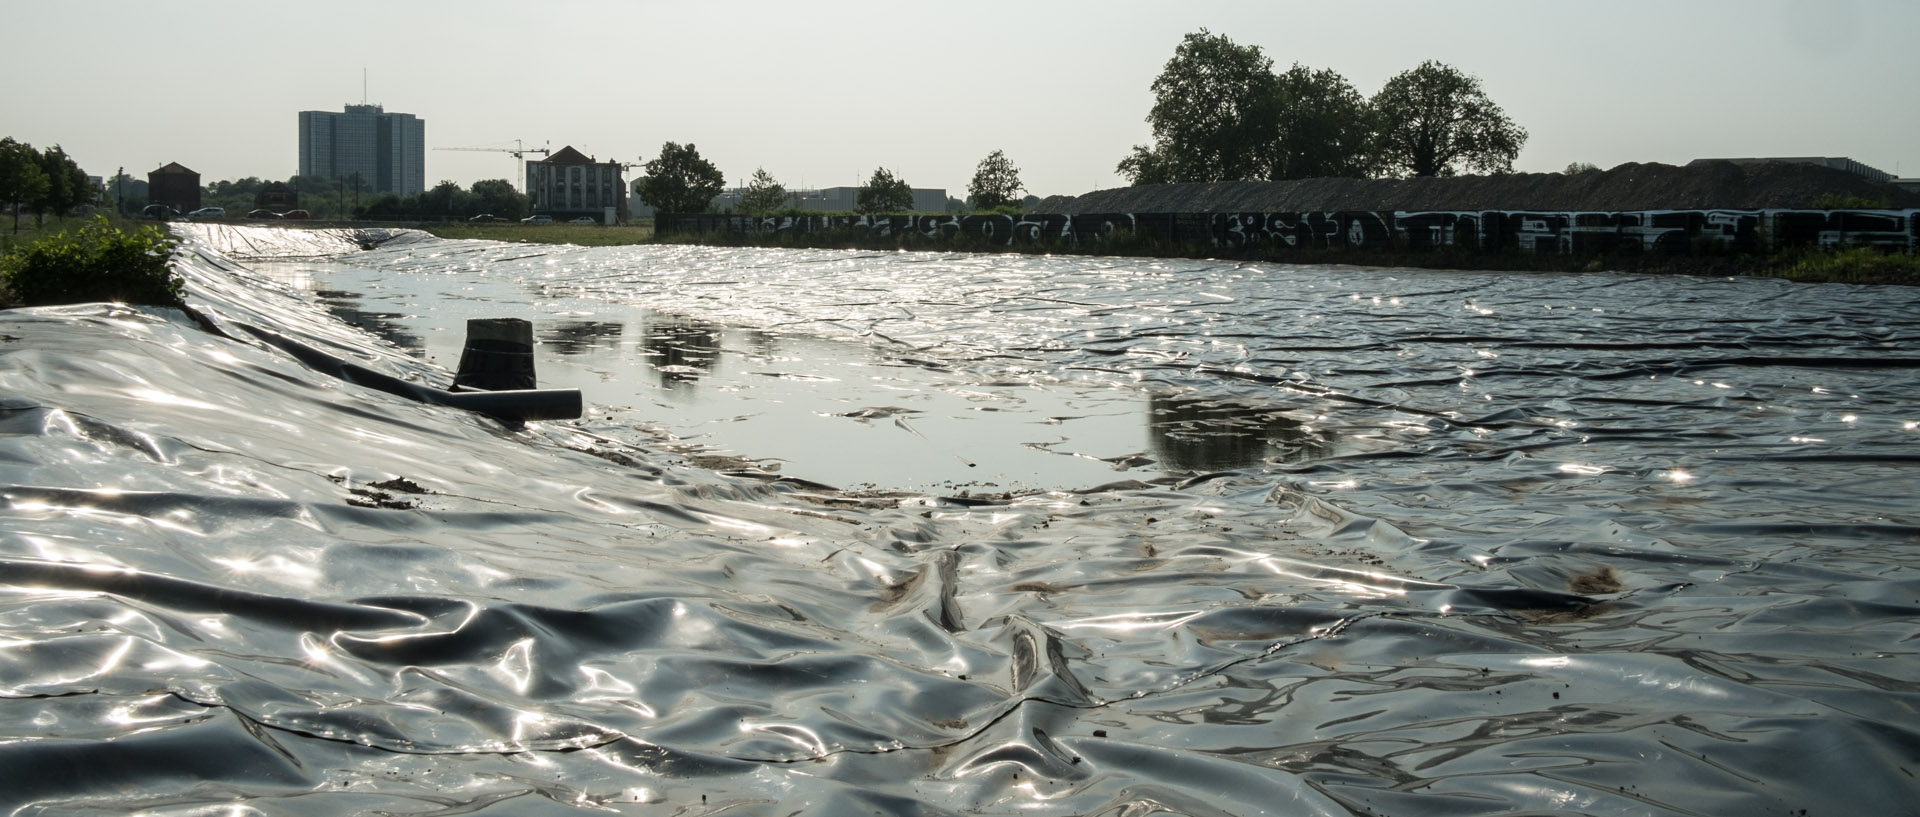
[1691,157,1893,184]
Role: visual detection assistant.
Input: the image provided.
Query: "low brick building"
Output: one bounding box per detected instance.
[147,162,201,212]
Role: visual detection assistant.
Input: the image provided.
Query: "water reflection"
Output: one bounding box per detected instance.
[313,290,425,354]
[642,317,722,389]
[1147,395,1330,472]
[541,320,625,356]
[738,327,782,362]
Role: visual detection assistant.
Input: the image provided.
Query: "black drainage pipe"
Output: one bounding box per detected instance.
[236,324,583,423]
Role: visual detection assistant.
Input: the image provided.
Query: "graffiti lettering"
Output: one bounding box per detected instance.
[657,210,1918,256]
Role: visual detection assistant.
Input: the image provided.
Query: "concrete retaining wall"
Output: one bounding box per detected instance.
[655,210,1920,255]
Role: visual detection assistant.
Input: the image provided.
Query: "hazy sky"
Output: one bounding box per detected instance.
[7,0,1916,198]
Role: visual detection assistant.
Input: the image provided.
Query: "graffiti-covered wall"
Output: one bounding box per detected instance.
[655,210,1920,255]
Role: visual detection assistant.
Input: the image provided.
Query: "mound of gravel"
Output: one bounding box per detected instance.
[1032,160,1920,214]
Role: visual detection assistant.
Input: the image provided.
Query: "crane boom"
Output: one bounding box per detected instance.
[430,140,551,191]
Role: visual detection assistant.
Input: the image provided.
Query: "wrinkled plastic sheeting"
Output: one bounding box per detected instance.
[0,226,1915,815]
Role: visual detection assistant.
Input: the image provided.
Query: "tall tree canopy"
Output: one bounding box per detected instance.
[856,168,913,214]
[1371,60,1527,177]
[33,145,89,224]
[1271,65,1376,179]
[966,150,1025,210]
[0,138,50,233]
[1117,33,1529,185]
[738,168,788,216]
[636,142,725,214]
[1118,29,1279,185]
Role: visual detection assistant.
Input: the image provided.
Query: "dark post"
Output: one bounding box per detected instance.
[454,318,538,392]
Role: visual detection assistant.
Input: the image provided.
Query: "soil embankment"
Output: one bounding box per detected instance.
[1032,160,1920,213]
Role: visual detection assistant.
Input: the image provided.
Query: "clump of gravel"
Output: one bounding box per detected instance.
[1032,160,1920,214]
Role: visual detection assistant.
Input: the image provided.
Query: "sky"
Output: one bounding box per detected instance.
[6,0,1917,199]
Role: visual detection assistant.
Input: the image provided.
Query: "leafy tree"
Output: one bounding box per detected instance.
[32,145,88,225]
[1271,65,1375,179]
[468,178,528,220]
[1564,161,1601,175]
[967,150,1025,210]
[205,176,265,200]
[1372,60,1527,177]
[356,193,405,219]
[1118,29,1280,185]
[636,142,724,214]
[856,167,914,214]
[416,180,469,217]
[288,174,351,219]
[202,177,276,215]
[1115,145,1176,186]
[737,167,789,216]
[107,171,150,213]
[0,138,50,234]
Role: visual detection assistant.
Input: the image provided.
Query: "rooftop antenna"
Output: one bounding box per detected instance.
[362,68,367,104]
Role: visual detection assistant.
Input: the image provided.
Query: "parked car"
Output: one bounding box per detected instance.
[139,204,179,220]
[187,207,225,220]
[468,214,498,223]
[246,209,282,219]
[280,210,311,220]
[521,215,553,224]
[568,216,598,224]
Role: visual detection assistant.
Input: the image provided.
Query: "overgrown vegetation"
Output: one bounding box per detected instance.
[0,216,184,307]
[1755,245,1920,284]
[1809,192,1893,210]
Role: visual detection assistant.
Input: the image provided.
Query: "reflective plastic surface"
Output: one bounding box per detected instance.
[1,225,1916,815]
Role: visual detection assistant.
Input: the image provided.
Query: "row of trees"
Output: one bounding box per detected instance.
[1119,30,1528,184]
[1,138,92,233]
[634,142,1027,216]
[181,175,533,221]
[356,179,530,221]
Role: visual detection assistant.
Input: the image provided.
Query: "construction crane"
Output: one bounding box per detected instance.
[433,140,551,190]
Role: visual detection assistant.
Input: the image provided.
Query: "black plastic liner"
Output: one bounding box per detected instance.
[1,226,1916,815]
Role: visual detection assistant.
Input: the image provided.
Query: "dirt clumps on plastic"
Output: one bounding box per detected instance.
[1567,564,1626,596]
[1032,160,1920,214]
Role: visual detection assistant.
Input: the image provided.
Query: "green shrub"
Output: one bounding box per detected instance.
[0,217,183,307]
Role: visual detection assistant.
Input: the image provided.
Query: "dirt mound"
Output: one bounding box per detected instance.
[1033,161,1920,213]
